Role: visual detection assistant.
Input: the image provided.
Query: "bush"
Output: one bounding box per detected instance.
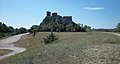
[43,33,58,44]
[0,33,5,38]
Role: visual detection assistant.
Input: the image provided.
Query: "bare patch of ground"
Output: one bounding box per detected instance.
[0,33,28,60]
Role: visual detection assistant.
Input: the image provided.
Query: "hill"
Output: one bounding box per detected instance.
[40,11,75,25]
[0,32,120,64]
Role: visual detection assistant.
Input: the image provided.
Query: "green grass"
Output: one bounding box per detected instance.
[0,32,120,64]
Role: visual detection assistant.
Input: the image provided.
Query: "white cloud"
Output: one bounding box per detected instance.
[84,7,104,10]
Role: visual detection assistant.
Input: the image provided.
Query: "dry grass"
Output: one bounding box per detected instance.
[0,49,12,56]
[0,32,120,64]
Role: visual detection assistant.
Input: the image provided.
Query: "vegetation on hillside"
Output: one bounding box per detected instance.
[92,23,120,32]
[0,22,27,38]
[115,23,120,32]
[29,23,91,32]
[92,28,115,32]
[0,32,120,64]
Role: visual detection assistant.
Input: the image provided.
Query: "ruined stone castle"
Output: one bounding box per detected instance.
[40,11,75,25]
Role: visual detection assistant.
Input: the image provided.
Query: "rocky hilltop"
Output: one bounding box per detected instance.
[40,11,75,25]
[39,11,88,32]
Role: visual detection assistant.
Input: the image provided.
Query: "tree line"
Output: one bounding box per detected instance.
[1,21,120,38]
[116,23,120,32]
[0,22,27,38]
[30,22,120,33]
[92,23,120,32]
[29,23,92,33]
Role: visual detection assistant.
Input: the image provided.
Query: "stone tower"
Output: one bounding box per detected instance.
[52,12,57,17]
[47,11,51,16]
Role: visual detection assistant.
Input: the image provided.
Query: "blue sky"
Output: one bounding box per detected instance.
[0,0,120,29]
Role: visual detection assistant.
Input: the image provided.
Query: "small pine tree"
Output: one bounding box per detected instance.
[43,33,58,44]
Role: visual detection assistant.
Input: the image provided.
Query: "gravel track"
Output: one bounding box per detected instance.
[0,33,28,60]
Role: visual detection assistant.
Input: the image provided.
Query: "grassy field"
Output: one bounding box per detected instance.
[0,32,120,64]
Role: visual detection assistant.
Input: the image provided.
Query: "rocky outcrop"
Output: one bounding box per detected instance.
[39,11,84,32]
[40,11,75,25]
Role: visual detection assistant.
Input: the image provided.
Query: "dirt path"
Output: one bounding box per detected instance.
[107,32,120,37]
[0,33,28,60]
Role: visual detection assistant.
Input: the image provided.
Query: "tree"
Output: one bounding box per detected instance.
[0,22,15,33]
[116,23,120,29]
[8,26,14,33]
[1,23,7,33]
[86,26,91,32]
[116,23,120,32]
[14,28,20,35]
[74,24,81,32]
[30,25,40,36]
[31,25,39,32]
[66,24,73,32]
[0,22,2,33]
[19,27,27,34]
[43,33,58,44]
[41,24,51,31]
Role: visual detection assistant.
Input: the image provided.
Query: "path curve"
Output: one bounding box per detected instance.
[0,33,29,60]
[104,32,120,37]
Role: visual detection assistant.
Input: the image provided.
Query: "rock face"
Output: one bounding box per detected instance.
[33,11,88,32]
[40,11,75,25]
[62,16,73,24]
[39,11,84,32]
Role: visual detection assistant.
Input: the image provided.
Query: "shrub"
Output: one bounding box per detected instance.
[0,33,5,38]
[43,33,58,44]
